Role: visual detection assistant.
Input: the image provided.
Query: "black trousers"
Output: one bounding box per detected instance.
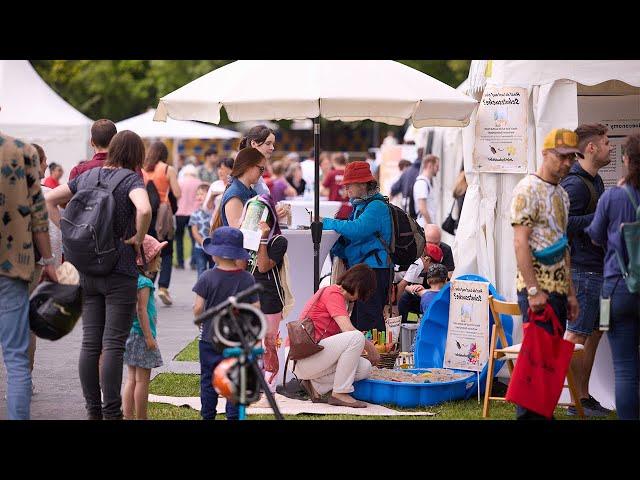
[78,273,137,419]
[350,268,391,332]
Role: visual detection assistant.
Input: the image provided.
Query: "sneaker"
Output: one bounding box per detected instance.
[157,287,173,306]
[567,395,611,417]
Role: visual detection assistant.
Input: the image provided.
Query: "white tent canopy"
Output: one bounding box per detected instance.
[116,108,241,140]
[458,60,640,410]
[0,60,93,182]
[154,60,477,128]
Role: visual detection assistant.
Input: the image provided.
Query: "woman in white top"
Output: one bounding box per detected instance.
[204,157,234,212]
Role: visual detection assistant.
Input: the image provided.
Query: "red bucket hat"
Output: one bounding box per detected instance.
[340,161,375,185]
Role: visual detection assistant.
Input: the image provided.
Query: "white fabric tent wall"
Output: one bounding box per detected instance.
[402,80,469,245]
[0,61,92,182]
[457,60,640,410]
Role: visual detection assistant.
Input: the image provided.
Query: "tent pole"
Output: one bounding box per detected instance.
[311,116,322,292]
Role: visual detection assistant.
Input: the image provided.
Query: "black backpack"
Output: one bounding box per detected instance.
[61,168,132,276]
[146,180,161,222]
[360,197,426,270]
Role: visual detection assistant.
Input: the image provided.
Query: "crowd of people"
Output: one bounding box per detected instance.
[511,125,639,420]
[1,113,638,421]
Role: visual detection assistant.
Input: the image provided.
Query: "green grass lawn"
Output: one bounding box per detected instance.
[174,338,199,362]
[150,373,200,397]
[149,373,616,420]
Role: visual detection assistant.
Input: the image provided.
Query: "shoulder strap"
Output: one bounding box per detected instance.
[354,196,386,219]
[571,173,598,213]
[621,185,639,212]
[86,167,102,187]
[107,168,133,194]
[614,185,640,278]
[304,287,327,318]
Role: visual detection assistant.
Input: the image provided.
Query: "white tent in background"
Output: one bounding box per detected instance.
[0,60,92,182]
[458,60,640,411]
[115,108,241,140]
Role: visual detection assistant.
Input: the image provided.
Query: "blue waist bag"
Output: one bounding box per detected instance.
[532,236,568,265]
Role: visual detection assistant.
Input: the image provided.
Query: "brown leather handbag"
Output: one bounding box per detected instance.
[287,288,328,361]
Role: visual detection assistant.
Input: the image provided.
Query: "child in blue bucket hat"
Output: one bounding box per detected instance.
[193,226,259,420]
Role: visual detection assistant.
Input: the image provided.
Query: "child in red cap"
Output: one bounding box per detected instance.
[123,235,167,420]
[397,243,444,322]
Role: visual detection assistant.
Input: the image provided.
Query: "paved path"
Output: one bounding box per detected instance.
[0,267,200,420]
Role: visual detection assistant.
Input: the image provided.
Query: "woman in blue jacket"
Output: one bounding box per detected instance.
[323,161,393,331]
[585,131,640,420]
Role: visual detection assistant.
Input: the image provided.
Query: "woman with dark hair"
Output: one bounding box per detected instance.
[291,264,380,408]
[211,147,266,230]
[585,131,640,420]
[238,126,276,196]
[322,161,394,332]
[45,130,152,420]
[142,141,181,306]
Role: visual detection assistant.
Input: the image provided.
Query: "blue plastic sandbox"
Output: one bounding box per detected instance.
[353,274,514,408]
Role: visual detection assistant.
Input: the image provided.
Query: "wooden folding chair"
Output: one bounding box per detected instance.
[482,295,585,419]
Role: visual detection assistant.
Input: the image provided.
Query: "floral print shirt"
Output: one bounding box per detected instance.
[510,174,570,295]
[0,132,49,282]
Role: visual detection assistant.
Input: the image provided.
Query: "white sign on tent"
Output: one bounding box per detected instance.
[473,86,529,173]
[443,279,490,372]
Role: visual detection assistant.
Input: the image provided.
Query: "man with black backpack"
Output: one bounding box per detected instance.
[46,130,152,420]
[69,119,117,181]
[560,123,612,417]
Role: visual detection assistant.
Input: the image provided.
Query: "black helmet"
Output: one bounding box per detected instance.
[213,357,262,406]
[29,282,82,340]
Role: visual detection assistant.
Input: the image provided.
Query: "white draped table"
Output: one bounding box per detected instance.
[273,228,340,386]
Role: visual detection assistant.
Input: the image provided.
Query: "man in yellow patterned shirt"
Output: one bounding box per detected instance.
[510,128,580,420]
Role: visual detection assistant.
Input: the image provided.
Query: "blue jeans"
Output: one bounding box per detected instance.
[604,277,640,420]
[568,269,603,336]
[515,290,567,420]
[199,340,239,420]
[193,248,214,278]
[0,276,31,420]
[175,215,195,268]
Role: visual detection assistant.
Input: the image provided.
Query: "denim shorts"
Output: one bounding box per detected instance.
[567,269,603,337]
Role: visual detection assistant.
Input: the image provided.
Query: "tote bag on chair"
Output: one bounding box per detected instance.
[505,304,574,419]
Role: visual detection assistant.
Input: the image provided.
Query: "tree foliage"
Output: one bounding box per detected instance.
[31,60,471,125]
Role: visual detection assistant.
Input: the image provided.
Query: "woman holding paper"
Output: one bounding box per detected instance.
[292,264,380,408]
[211,147,266,230]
